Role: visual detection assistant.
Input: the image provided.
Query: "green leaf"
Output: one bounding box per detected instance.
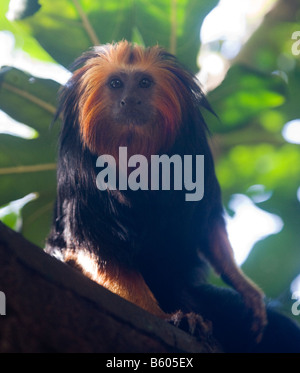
[205,65,287,133]
[0,109,38,138]
[2,0,218,72]
[0,192,37,231]
[217,143,300,201]
[0,67,60,246]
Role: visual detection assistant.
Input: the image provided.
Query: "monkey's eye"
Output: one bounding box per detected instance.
[110,79,123,89]
[139,78,152,88]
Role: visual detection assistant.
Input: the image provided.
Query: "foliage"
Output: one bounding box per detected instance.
[0,0,299,319]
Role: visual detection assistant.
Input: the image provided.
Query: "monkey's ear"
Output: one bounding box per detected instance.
[68,49,99,71]
[68,44,114,71]
[199,93,216,118]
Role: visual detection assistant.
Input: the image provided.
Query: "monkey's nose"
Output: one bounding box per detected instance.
[120,97,142,106]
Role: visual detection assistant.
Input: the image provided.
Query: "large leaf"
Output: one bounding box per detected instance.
[1,0,218,72]
[0,67,60,246]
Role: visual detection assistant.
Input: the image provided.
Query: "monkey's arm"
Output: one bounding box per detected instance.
[203,221,267,341]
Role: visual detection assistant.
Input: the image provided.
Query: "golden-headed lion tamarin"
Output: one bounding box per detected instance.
[46,41,300,352]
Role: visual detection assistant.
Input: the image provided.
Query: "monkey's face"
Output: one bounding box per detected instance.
[73,42,191,160]
[107,71,155,127]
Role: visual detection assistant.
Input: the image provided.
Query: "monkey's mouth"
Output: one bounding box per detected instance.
[115,110,150,127]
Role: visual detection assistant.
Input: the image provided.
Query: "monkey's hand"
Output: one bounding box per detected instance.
[220,272,267,343]
[168,310,214,343]
[241,283,267,343]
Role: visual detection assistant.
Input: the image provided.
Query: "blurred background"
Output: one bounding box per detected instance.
[0,0,299,321]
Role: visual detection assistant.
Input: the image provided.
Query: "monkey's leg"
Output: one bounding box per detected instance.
[204,222,267,341]
[63,248,165,317]
[63,248,215,341]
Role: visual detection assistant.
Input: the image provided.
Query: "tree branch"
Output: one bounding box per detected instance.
[72,0,100,46]
[0,222,221,353]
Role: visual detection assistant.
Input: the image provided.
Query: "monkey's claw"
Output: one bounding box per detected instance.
[168,310,213,340]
